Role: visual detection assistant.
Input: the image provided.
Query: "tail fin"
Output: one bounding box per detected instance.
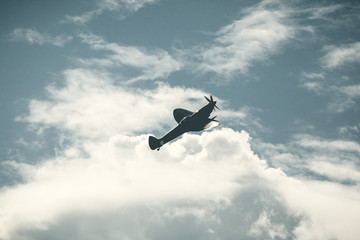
[149,136,162,150]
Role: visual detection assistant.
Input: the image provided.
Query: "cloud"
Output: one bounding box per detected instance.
[305,4,343,21]
[99,0,158,12]
[0,128,264,239]
[10,28,73,47]
[4,2,360,237]
[338,124,360,138]
[179,0,293,80]
[337,84,360,98]
[303,2,360,32]
[16,65,262,146]
[64,9,103,25]
[219,106,267,136]
[300,71,360,112]
[321,42,360,69]
[294,133,360,154]
[249,210,288,239]
[78,33,182,82]
[253,133,360,240]
[17,68,200,141]
[2,128,360,240]
[64,0,158,24]
[254,133,360,184]
[308,161,360,183]
[3,62,359,240]
[299,72,325,94]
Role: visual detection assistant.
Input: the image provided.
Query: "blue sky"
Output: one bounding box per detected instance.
[1,0,360,239]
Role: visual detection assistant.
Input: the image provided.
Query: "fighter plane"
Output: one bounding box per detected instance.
[149,95,220,151]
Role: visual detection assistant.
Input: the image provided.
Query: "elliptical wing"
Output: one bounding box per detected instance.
[173,108,193,123]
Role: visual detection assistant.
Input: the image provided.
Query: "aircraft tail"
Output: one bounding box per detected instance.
[149,136,162,150]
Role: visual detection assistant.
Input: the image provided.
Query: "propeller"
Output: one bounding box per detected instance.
[204,95,220,110]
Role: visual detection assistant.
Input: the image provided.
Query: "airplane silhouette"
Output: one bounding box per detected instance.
[149,95,220,151]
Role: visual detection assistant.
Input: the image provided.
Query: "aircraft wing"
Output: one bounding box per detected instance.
[173,108,193,123]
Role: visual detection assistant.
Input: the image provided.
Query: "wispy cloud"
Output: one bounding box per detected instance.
[300,42,360,112]
[294,133,360,154]
[339,124,360,139]
[64,9,103,25]
[292,2,359,33]
[301,77,360,112]
[327,84,360,112]
[178,0,293,81]
[99,0,158,12]
[64,0,158,24]
[10,28,73,47]
[301,4,343,21]
[255,133,360,183]
[301,81,360,113]
[78,33,182,82]
[321,42,360,69]
[219,106,267,136]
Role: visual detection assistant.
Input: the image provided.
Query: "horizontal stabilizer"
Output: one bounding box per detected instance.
[149,136,162,150]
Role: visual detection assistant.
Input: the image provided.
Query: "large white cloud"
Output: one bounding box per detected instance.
[0,128,264,239]
[2,127,360,240]
[2,66,360,239]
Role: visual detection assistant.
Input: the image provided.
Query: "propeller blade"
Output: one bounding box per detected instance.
[205,95,220,110]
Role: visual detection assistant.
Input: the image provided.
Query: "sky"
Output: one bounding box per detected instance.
[0,0,360,239]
